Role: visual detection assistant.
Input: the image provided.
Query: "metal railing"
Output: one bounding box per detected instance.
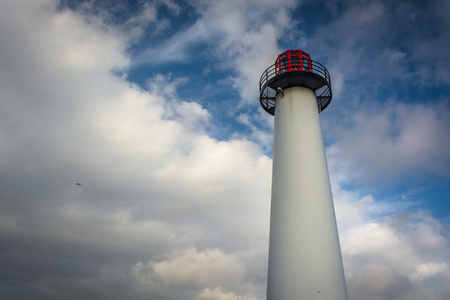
[259,58,332,114]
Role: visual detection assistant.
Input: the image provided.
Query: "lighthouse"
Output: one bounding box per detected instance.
[260,50,348,300]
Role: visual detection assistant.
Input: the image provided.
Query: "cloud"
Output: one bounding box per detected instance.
[193,0,300,104]
[132,248,245,290]
[411,262,449,281]
[134,0,299,104]
[310,0,450,88]
[197,286,257,300]
[335,192,450,300]
[134,20,210,64]
[327,101,450,183]
[131,248,262,299]
[0,2,271,299]
[347,264,414,300]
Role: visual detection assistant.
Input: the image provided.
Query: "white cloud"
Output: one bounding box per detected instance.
[197,286,257,300]
[135,0,299,104]
[147,73,189,100]
[410,262,449,281]
[195,0,298,104]
[236,113,273,150]
[331,170,450,299]
[132,248,245,290]
[343,222,402,256]
[120,0,182,41]
[0,2,271,299]
[133,16,214,65]
[339,205,450,300]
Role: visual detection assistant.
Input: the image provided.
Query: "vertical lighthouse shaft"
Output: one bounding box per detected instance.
[267,87,348,300]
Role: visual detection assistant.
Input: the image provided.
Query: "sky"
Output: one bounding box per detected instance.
[0,0,449,299]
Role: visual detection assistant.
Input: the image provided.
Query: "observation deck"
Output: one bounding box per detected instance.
[259,50,332,115]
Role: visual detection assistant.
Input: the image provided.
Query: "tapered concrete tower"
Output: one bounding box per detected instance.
[260,50,348,300]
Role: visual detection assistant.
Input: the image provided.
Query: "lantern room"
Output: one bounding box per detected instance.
[259,49,332,115]
[276,49,312,74]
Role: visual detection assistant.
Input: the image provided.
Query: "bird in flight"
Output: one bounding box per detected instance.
[75,183,81,186]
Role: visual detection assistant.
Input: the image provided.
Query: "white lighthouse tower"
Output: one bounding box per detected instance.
[260,50,348,300]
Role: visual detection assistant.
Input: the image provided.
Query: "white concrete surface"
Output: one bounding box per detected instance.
[266,87,348,300]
